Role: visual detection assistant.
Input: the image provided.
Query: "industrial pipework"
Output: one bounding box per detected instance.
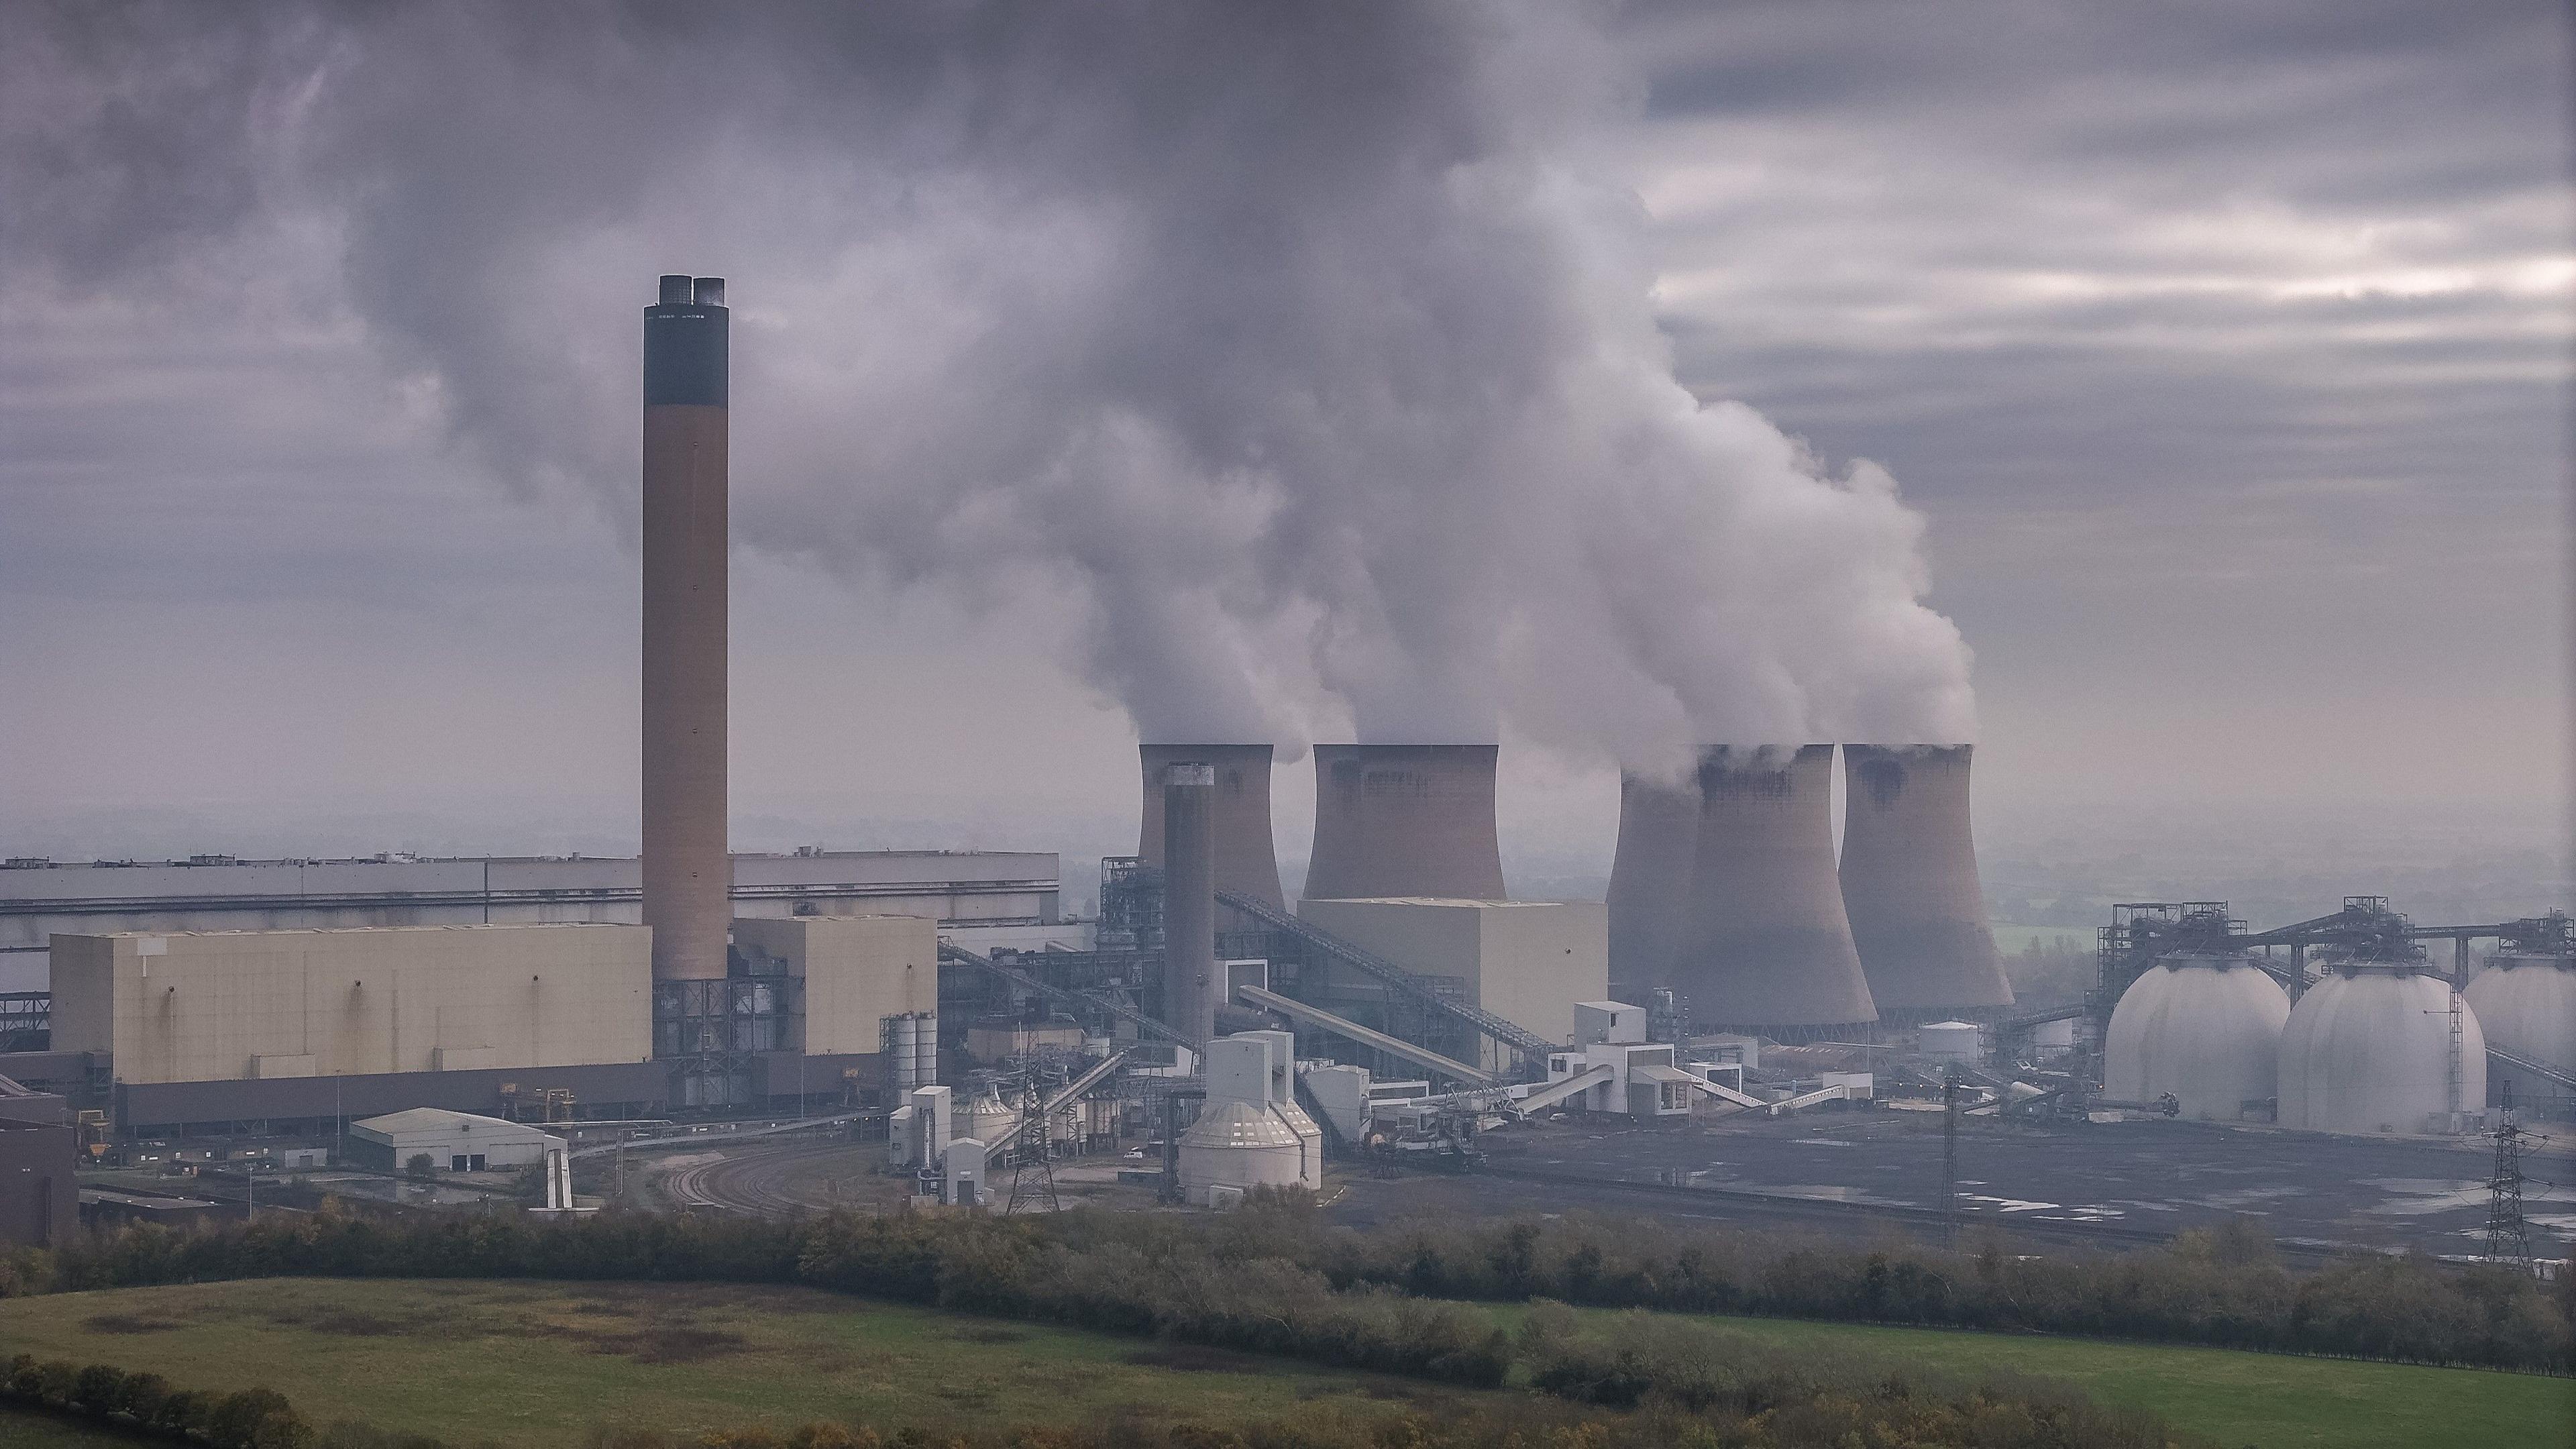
[1671,745,1877,1031]
[641,274,731,981]
[1303,745,1507,902]
[1837,745,2014,1016]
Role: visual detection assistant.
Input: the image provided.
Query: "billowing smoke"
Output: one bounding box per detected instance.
[2,1,1974,765]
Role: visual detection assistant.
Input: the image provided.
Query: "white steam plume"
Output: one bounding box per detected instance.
[2,0,1974,763]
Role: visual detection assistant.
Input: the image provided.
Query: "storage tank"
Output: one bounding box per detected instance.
[2278,965,2487,1135]
[1917,1020,1982,1063]
[2463,954,2576,1108]
[2104,953,2290,1121]
[1175,1099,1307,1206]
[961,1082,1018,1144]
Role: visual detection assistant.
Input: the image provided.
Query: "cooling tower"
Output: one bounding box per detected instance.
[1671,745,1877,1030]
[1838,745,2014,1015]
[641,274,731,981]
[1161,763,1219,1046]
[1137,745,1284,911]
[1302,745,1507,902]
[1606,771,1699,989]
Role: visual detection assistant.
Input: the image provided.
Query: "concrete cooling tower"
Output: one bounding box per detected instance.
[1161,763,1219,1046]
[2103,953,2290,1121]
[1671,745,1878,1030]
[2278,965,2487,1135]
[1838,745,2012,1016]
[641,274,731,981]
[2464,954,2576,1107]
[1137,745,1284,911]
[1302,745,1507,902]
[1606,771,1699,990]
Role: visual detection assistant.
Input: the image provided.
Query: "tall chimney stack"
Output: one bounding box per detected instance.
[1161,763,1219,1045]
[1671,745,1878,1030]
[1606,770,1699,991]
[1303,745,1507,902]
[1838,745,2013,1016]
[1138,744,1284,912]
[641,274,731,981]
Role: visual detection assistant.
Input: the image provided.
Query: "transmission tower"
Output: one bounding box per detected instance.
[2485,1093,2545,1271]
[1005,1059,1063,1214]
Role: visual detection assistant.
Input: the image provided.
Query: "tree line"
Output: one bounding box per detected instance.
[2,1194,2565,1376]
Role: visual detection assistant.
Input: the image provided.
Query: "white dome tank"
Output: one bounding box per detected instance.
[2463,955,2576,1104]
[1176,1099,1307,1206]
[961,1083,1018,1144]
[2104,953,2290,1121]
[2278,966,2486,1135]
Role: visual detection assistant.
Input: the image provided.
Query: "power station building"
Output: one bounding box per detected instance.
[45,912,946,1132]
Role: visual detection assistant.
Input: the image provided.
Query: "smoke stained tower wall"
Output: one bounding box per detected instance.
[1607,772,1699,991]
[1838,745,2012,1015]
[1138,745,1283,912]
[1672,745,1876,1030]
[1161,763,1218,1046]
[1303,745,1506,903]
[641,274,731,982]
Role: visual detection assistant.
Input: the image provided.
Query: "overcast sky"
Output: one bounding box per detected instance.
[3,1,2567,896]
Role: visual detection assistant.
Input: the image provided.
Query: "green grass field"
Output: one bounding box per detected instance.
[1478,1303,2572,1449]
[0,1279,2564,1449]
[0,1279,1497,1446]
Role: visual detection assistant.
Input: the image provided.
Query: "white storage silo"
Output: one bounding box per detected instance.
[1176,1100,1307,1206]
[2104,953,2290,1120]
[1918,1020,1982,1063]
[2464,955,2576,1107]
[2278,965,2486,1135]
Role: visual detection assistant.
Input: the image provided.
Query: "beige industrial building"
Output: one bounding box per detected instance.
[729,914,938,1055]
[1297,898,1607,1051]
[50,924,651,1085]
[0,850,1059,991]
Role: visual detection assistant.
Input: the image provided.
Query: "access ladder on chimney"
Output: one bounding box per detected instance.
[1216,890,1554,1063]
[937,942,1194,1050]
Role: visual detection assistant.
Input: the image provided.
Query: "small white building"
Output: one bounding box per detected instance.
[1533,1004,1696,1118]
[347,1109,562,1174]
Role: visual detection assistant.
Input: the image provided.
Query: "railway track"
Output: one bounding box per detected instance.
[657,1138,885,1216]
